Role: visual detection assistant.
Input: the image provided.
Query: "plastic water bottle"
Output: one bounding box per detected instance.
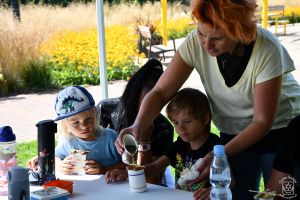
[0,126,17,196]
[210,145,232,200]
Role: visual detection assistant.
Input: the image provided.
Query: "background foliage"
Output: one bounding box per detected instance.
[1,1,300,96]
[0,2,194,96]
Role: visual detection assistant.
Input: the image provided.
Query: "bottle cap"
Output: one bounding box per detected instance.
[213,145,225,155]
[0,126,16,142]
[8,166,29,182]
[36,120,57,135]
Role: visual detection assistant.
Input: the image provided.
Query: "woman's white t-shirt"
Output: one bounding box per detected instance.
[178,27,300,134]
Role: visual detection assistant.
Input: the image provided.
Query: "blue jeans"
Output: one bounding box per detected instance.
[229,151,275,200]
[220,129,284,200]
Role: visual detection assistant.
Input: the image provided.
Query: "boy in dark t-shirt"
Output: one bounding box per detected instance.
[163,88,220,191]
[105,88,220,192]
[165,133,220,191]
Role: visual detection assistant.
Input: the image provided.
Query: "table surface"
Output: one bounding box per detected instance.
[1,174,193,200]
[61,174,193,199]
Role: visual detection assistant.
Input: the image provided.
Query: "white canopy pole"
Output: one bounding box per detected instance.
[96,0,108,100]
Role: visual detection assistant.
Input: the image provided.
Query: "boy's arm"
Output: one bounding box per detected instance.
[85,161,126,175]
[144,155,171,180]
[102,162,126,173]
[138,148,171,184]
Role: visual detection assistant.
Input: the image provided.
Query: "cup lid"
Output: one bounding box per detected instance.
[0,126,16,142]
[8,166,29,182]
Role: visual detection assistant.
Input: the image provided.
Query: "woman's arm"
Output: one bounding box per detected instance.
[115,53,193,153]
[225,76,282,156]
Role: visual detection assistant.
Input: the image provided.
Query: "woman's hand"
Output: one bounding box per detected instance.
[115,123,151,155]
[26,156,38,171]
[105,169,128,183]
[193,187,211,200]
[85,160,103,174]
[115,127,132,155]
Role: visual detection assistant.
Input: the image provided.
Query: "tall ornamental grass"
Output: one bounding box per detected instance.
[0,3,97,94]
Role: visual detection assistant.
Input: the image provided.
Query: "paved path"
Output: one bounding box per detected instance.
[1,23,300,142]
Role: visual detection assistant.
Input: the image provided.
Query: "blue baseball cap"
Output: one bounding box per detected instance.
[0,126,16,142]
[54,86,95,121]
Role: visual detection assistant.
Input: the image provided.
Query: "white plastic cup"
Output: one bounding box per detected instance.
[71,152,87,175]
[122,134,138,165]
[127,166,147,193]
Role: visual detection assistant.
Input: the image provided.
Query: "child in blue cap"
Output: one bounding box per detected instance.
[27,86,124,175]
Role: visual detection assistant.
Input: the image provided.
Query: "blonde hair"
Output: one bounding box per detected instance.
[58,106,100,139]
[191,0,257,44]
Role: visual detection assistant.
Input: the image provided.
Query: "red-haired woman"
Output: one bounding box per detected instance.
[115,0,300,199]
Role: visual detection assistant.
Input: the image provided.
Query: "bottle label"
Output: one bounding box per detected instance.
[0,156,17,195]
[0,157,17,180]
[0,142,17,154]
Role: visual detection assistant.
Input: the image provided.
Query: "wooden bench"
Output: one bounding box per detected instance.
[267,5,289,34]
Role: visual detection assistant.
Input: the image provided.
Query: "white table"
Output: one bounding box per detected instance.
[29,174,193,200]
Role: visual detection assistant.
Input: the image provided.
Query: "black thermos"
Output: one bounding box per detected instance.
[36,120,57,183]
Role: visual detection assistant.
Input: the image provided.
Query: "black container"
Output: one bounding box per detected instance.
[36,120,57,184]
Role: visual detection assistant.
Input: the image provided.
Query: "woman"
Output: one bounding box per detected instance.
[115,0,300,199]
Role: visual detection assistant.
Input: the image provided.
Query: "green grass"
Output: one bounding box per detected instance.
[17,140,37,167]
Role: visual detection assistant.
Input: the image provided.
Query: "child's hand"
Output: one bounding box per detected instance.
[193,187,211,200]
[26,156,38,171]
[61,155,75,174]
[188,153,212,186]
[84,160,102,174]
[105,169,128,183]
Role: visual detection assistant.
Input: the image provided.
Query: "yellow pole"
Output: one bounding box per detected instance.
[161,0,168,46]
[262,0,268,28]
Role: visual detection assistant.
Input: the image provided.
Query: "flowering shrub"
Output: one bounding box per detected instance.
[41,25,139,85]
[41,18,196,86]
[153,17,196,40]
[167,17,196,39]
[41,19,195,86]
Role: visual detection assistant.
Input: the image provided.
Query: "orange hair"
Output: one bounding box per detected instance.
[191,0,257,44]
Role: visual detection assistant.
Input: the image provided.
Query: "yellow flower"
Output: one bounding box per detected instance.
[40,25,138,80]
